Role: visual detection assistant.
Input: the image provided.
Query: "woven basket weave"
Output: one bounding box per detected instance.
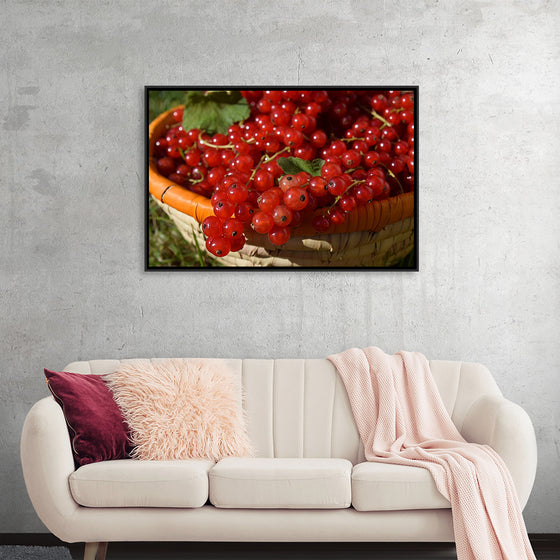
[149,106,415,268]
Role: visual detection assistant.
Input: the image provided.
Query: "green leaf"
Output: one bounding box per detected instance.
[182,90,250,135]
[277,157,325,176]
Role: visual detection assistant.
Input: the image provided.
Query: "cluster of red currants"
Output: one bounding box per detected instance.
[153,89,415,258]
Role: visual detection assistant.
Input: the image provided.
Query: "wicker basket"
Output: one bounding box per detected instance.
[149,107,415,267]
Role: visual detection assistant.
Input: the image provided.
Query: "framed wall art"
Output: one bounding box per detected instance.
[146,87,418,270]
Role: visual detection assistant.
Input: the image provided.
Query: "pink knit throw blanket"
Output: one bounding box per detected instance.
[328,347,535,560]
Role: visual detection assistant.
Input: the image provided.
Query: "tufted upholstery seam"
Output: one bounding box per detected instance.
[302,360,306,458]
[330,376,337,458]
[272,360,276,458]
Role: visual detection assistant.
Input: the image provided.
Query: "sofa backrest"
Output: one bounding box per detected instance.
[64,358,502,464]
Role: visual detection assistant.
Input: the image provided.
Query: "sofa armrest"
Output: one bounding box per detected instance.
[460,394,537,509]
[21,397,79,539]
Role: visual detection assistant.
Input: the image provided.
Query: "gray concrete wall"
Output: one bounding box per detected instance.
[1,0,559,533]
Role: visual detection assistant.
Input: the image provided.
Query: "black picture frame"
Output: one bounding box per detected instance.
[146,86,418,270]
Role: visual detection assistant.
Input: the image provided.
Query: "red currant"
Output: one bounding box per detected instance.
[202,149,220,167]
[401,109,414,124]
[351,140,368,154]
[220,150,235,166]
[400,93,414,110]
[234,201,255,223]
[233,141,250,155]
[202,216,223,238]
[184,149,201,166]
[253,170,274,192]
[363,151,380,168]
[308,176,329,197]
[257,98,272,113]
[206,236,231,257]
[327,176,347,196]
[291,113,311,132]
[229,234,246,252]
[272,204,293,226]
[257,188,282,213]
[332,102,347,118]
[342,150,361,169]
[233,155,253,174]
[283,128,304,148]
[222,218,244,239]
[321,163,342,180]
[378,140,392,153]
[295,171,311,186]
[366,175,385,197]
[329,140,346,156]
[271,108,290,126]
[381,127,397,141]
[251,211,274,234]
[167,145,181,159]
[305,102,322,117]
[389,158,405,174]
[213,199,235,219]
[167,173,184,185]
[329,207,347,225]
[268,226,290,246]
[264,136,280,153]
[227,182,249,203]
[211,190,227,205]
[371,94,387,112]
[294,143,315,160]
[339,195,357,212]
[172,108,184,122]
[279,175,298,193]
[284,187,309,211]
[156,157,176,176]
[264,90,282,103]
[207,166,226,186]
[354,185,375,205]
[313,90,329,103]
[185,129,200,146]
[154,138,168,157]
[311,215,331,232]
[310,129,327,148]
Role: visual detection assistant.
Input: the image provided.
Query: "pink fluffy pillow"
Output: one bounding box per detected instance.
[104,359,253,461]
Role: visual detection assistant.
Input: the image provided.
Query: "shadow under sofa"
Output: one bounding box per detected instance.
[21,358,537,560]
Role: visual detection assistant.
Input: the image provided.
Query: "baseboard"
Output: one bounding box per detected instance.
[0,533,65,546]
[530,533,560,542]
[1,533,558,546]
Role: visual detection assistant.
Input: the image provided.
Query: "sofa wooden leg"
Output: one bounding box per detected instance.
[84,543,98,560]
[97,542,108,560]
[84,542,108,560]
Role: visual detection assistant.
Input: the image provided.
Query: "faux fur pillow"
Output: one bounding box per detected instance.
[104,359,253,461]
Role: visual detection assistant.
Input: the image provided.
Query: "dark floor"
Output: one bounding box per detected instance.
[68,542,458,560]
[62,539,558,560]
[1,536,557,559]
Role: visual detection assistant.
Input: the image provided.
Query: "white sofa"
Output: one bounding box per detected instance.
[21,358,537,560]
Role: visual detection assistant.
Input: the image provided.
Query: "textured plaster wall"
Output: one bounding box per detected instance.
[1,0,559,533]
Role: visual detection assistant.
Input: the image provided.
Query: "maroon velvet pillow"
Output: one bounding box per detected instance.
[44,369,132,467]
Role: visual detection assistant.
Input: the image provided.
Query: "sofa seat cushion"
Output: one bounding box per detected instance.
[352,462,451,511]
[69,459,214,508]
[209,458,352,509]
